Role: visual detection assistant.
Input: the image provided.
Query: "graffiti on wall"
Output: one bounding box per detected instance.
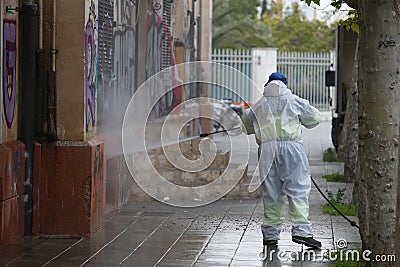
[113,30,135,102]
[93,144,103,181]
[12,149,23,180]
[146,1,170,117]
[146,1,162,118]
[115,0,136,26]
[97,0,183,123]
[91,143,104,221]
[2,19,17,129]
[0,146,25,200]
[169,33,183,111]
[146,3,162,81]
[113,0,137,105]
[85,1,98,135]
[97,0,136,126]
[146,1,182,118]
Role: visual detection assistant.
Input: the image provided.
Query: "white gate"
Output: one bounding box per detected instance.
[211,49,253,102]
[211,49,333,110]
[277,51,333,110]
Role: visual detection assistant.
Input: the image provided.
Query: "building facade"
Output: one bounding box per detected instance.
[0,0,211,243]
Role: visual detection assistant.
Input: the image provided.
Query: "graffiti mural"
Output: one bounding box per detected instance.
[169,33,183,111]
[93,144,104,181]
[113,30,136,102]
[85,1,98,135]
[2,19,17,129]
[146,3,162,80]
[115,0,136,26]
[146,1,162,118]
[113,0,137,106]
[11,149,23,181]
[97,0,136,122]
[146,1,183,117]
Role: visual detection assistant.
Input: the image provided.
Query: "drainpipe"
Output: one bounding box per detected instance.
[39,0,43,48]
[197,0,202,61]
[52,0,56,73]
[188,0,196,98]
[190,0,196,62]
[47,0,57,140]
[20,2,38,234]
[35,0,45,140]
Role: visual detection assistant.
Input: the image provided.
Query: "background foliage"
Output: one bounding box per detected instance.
[212,0,335,51]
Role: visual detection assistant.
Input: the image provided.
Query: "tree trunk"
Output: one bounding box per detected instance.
[338,37,359,184]
[356,0,400,258]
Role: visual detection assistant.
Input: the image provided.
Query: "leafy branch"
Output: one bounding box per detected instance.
[339,9,359,34]
[300,0,359,34]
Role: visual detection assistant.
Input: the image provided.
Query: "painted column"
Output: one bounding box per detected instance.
[32,0,105,236]
[251,48,278,104]
[85,0,98,138]
[198,0,212,134]
[1,0,18,142]
[103,0,138,210]
[55,0,98,141]
[0,0,25,245]
[200,0,212,62]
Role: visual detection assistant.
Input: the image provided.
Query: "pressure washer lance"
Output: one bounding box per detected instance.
[198,129,360,229]
[199,127,241,138]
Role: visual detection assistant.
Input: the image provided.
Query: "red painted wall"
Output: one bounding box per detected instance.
[0,141,25,245]
[33,138,105,236]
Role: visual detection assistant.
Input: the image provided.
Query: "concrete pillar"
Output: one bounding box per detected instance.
[136,0,148,88]
[1,0,19,142]
[33,139,105,236]
[56,0,98,140]
[0,0,25,245]
[32,0,105,236]
[200,0,212,62]
[174,0,186,44]
[192,0,213,133]
[0,142,25,245]
[251,48,278,104]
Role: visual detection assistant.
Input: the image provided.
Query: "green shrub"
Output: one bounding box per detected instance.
[322,188,358,216]
[333,250,365,266]
[323,147,338,162]
[322,173,345,182]
[334,260,362,266]
[323,203,358,216]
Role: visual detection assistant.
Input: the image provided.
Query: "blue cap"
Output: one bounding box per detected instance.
[265,72,288,86]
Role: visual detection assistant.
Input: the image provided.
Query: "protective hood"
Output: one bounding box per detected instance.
[263,80,291,97]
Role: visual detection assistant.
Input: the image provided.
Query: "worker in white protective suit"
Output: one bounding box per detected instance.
[241,72,322,249]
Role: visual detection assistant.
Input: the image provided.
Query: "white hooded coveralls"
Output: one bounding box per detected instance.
[242,80,320,241]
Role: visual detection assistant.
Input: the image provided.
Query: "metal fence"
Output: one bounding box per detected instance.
[211,49,333,110]
[277,51,332,110]
[211,49,253,102]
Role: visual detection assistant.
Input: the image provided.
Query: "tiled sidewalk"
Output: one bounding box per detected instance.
[0,198,360,266]
[0,122,361,266]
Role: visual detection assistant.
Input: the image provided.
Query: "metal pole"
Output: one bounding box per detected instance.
[47,0,57,140]
[20,3,38,234]
[35,50,46,140]
[39,0,43,49]
[52,0,56,72]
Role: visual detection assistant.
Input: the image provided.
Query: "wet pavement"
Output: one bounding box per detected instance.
[0,120,361,266]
